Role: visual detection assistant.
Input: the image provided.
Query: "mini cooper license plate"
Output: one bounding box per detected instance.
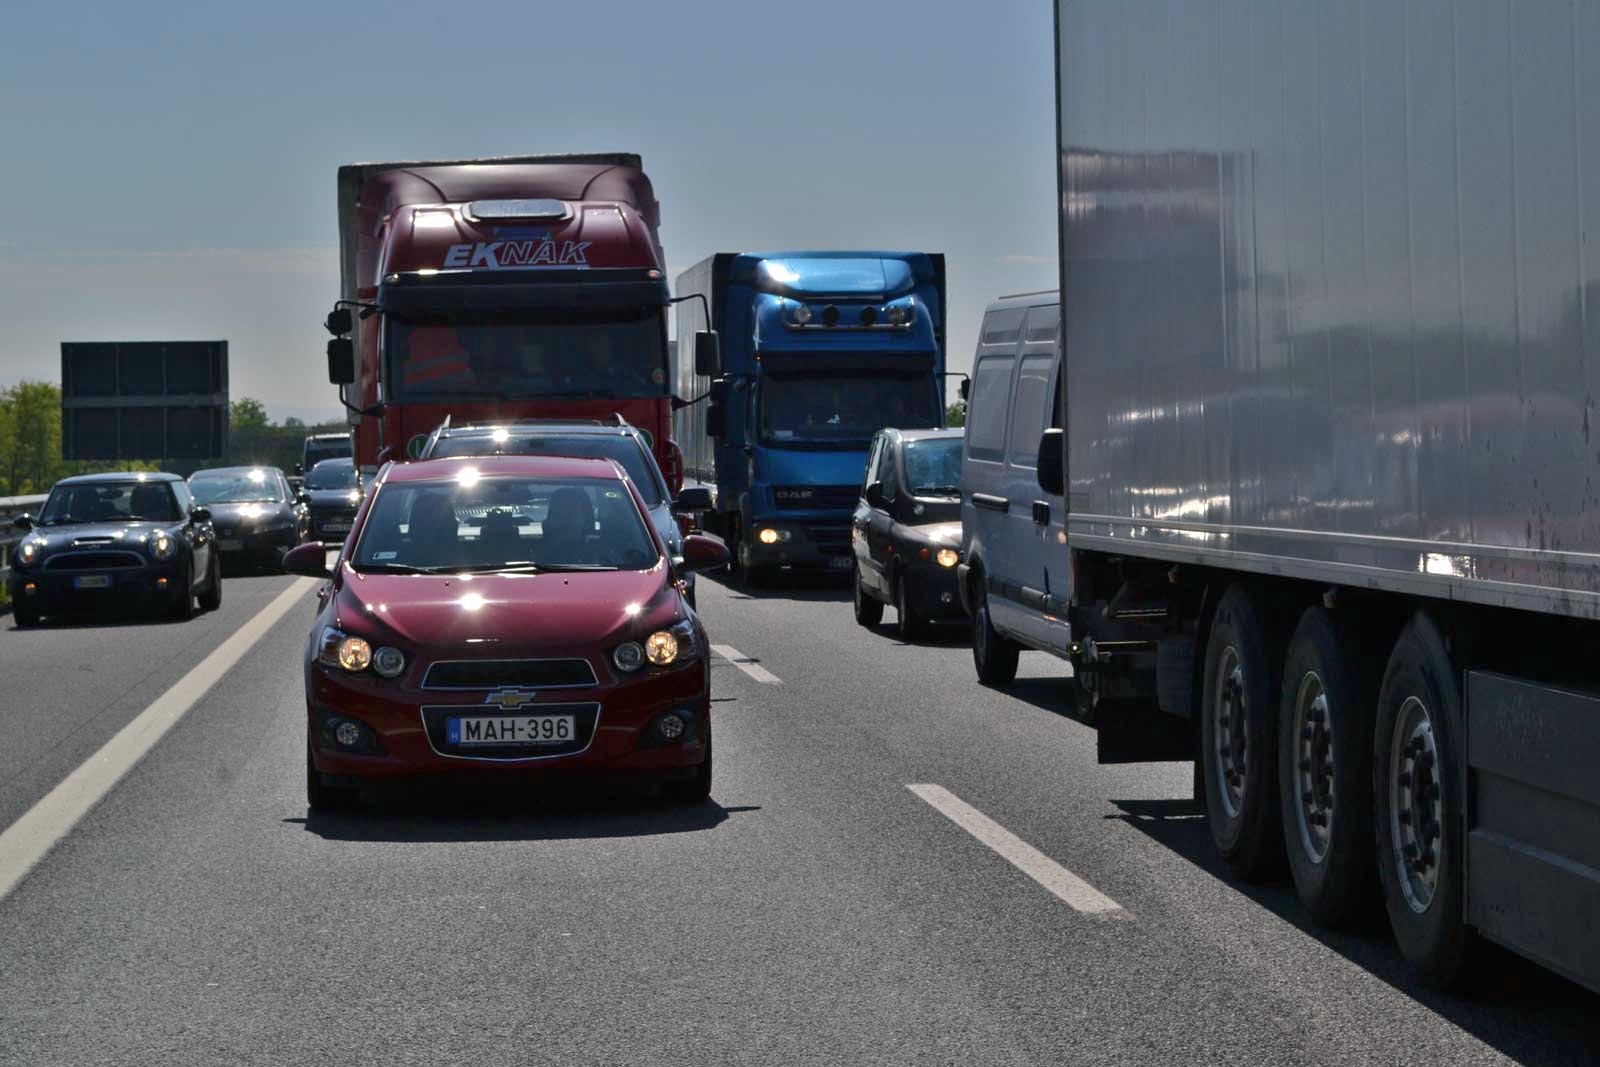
[73,574,112,589]
[448,715,575,746]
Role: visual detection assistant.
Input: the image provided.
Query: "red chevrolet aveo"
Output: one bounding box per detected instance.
[283,455,729,810]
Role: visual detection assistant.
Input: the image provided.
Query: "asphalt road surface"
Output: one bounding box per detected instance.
[0,570,1595,1066]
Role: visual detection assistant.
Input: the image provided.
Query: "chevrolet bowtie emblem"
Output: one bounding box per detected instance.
[484,689,538,708]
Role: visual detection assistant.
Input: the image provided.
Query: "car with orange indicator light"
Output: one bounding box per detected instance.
[282,454,728,810]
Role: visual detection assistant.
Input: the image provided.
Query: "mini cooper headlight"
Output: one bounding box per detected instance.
[613,641,645,672]
[371,646,406,678]
[18,540,41,565]
[937,548,959,568]
[149,533,177,561]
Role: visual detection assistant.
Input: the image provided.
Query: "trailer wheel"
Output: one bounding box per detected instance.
[1277,607,1379,925]
[1373,613,1471,987]
[1200,584,1285,879]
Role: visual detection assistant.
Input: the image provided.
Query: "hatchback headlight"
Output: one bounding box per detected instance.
[19,540,41,565]
[317,626,372,672]
[149,533,177,561]
[646,620,696,667]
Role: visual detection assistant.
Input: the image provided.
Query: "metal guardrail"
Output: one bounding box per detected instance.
[0,495,48,595]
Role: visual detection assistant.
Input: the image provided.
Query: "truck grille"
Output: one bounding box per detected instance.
[45,551,145,571]
[802,525,852,556]
[422,658,598,691]
[774,485,859,511]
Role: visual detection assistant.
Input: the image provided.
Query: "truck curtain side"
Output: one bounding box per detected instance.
[674,251,947,584]
[1053,0,1600,991]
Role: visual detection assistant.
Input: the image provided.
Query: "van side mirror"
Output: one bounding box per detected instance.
[694,331,721,378]
[327,338,355,385]
[12,513,32,532]
[325,307,353,336]
[864,482,884,509]
[1036,428,1064,496]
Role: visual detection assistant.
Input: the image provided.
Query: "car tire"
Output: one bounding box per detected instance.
[169,563,197,621]
[662,735,712,805]
[198,554,222,613]
[1200,584,1286,880]
[895,573,924,642]
[971,571,1019,687]
[1373,613,1473,988]
[12,601,40,629]
[1277,606,1379,926]
[306,745,359,813]
[853,563,883,627]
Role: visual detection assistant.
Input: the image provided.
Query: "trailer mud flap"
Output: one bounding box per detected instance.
[1465,671,1600,993]
[1095,701,1192,764]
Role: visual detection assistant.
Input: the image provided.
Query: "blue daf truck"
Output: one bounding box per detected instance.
[673,252,946,585]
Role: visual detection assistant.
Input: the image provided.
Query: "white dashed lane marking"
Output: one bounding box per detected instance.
[908,783,1126,916]
[710,644,782,685]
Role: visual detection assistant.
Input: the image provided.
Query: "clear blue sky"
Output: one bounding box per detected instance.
[0,0,1057,422]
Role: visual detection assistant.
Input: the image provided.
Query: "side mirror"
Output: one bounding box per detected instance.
[12,513,32,532]
[282,541,334,578]
[324,307,353,336]
[864,481,885,509]
[190,506,212,524]
[694,330,721,378]
[1036,428,1064,496]
[959,378,971,402]
[706,399,726,439]
[292,463,304,476]
[296,491,311,505]
[679,532,730,573]
[327,338,356,385]
[675,486,714,512]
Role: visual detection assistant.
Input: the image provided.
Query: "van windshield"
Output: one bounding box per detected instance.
[759,373,937,446]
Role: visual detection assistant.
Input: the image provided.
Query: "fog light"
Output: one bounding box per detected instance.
[657,713,686,741]
[335,720,363,748]
[23,581,37,595]
[758,527,781,545]
[936,548,959,568]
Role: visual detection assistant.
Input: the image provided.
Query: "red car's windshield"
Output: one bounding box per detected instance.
[351,475,659,573]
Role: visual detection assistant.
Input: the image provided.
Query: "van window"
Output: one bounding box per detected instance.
[1024,304,1060,344]
[966,356,1014,462]
[981,307,1027,345]
[1008,354,1055,468]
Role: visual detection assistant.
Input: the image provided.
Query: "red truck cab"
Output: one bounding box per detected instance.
[326,155,682,492]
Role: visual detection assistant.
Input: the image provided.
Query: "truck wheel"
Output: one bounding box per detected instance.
[895,574,924,642]
[1373,613,1471,987]
[736,537,772,589]
[1278,606,1378,925]
[1200,584,1285,879]
[971,572,1019,686]
[198,554,222,613]
[853,563,883,626]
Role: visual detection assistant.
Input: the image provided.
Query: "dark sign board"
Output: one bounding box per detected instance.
[61,341,229,460]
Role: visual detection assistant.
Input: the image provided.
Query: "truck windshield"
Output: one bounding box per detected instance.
[759,374,937,446]
[304,439,350,468]
[386,308,666,402]
[902,438,964,496]
[351,477,659,573]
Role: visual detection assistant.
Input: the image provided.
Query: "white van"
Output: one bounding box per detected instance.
[957,291,1069,684]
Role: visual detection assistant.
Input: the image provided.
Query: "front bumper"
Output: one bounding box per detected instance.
[9,562,187,615]
[743,517,853,571]
[308,512,357,543]
[214,525,299,559]
[307,657,710,783]
[899,561,967,621]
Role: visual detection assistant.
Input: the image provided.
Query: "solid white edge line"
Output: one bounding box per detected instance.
[908,783,1126,916]
[710,643,782,684]
[0,577,317,903]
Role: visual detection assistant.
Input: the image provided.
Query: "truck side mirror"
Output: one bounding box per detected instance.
[327,338,355,385]
[706,394,726,439]
[324,307,353,336]
[959,378,971,402]
[1036,428,1064,496]
[865,482,884,509]
[694,331,721,378]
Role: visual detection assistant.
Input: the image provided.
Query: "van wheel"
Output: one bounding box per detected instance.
[1278,606,1379,925]
[895,574,924,642]
[1200,584,1285,880]
[853,563,883,626]
[1373,613,1472,987]
[971,573,1019,686]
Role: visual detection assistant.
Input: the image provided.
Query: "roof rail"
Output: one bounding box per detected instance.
[996,288,1060,301]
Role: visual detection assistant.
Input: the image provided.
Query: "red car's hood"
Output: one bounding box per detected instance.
[332,565,678,652]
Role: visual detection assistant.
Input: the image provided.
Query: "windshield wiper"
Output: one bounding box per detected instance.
[447,563,545,574]
[350,562,448,575]
[522,562,622,572]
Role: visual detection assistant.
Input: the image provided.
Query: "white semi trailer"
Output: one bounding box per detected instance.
[1041,0,1600,990]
